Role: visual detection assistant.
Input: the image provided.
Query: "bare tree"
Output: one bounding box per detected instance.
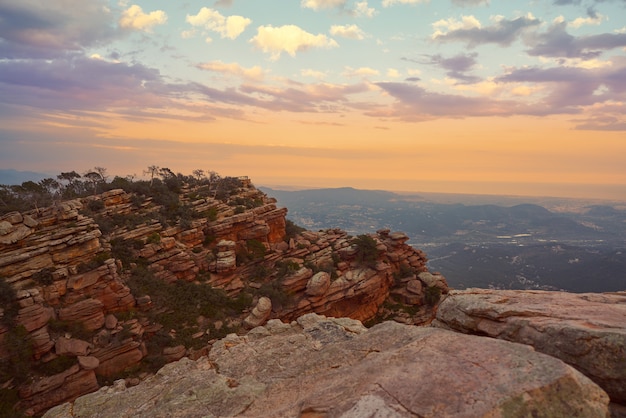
[144,165,160,187]
[192,169,205,182]
[93,166,109,183]
[84,171,103,195]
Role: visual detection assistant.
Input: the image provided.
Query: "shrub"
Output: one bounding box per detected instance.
[352,234,380,268]
[0,277,18,325]
[32,267,55,285]
[424,286,442,306]
[0,326,33,385]
[48,318,92,340]
[246,239,266,260]
[87,199,105,212]
[146,232,161,244]
[285,219,305,241]
[34,355,76,376]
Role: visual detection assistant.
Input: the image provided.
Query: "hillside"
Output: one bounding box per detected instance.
[262,186,626,292]
[0,174,447,416]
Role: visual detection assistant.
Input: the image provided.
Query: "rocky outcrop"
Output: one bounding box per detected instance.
[433,289,626,406]
[44,314,609,418]
[1,179,449,416]
[17,365,99,417]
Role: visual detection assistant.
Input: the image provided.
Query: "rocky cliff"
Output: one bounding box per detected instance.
[0,177,447,416]
[43,313,610,418]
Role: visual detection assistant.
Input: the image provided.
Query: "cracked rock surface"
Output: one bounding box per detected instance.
[45,313,609,417]
[433,288,626,405]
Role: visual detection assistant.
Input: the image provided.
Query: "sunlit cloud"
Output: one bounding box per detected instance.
[451,0,490,6]
[354,1,377,17]
[342,66,380,78]
[330,24,366,40]
[301,0,346,10]
[382,0,428,7]
[119,5,167,32]
[186,7,251,40]
[196,61,265,80]
[301,69,328,79]
[250,25,338,60]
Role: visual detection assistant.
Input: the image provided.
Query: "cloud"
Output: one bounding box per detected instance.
[497,59,626,115]
[301,0,347,10]
[343,66,380,77]
[214,0,234,7]
[451,0,490,6]
[186,7,251,40]
[330,24,366,40]
[414,52,481,83]
[196,61,264,80]
[301,69,328,79]
[119,5,167,32]
[354,1,377,17]
[250,25,338,60]
[0,0,117,59]
[526,20,626,59]
[382,0,428,7]
[432,14,541,47]
[374,82,524,121]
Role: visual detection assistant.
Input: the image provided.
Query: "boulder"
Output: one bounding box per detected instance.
[58,298,105,332]
[44,315,609,418]
[305,271,330,296]
[243,297,272,329]
[434,289,626,405]
[55,337,90,357]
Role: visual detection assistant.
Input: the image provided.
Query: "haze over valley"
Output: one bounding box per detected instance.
[262,186,626,293]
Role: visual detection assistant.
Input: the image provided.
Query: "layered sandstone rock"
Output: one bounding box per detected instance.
[434,289,626,406]
[44,314,609,418]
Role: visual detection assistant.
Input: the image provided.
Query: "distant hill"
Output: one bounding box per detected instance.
[260,186,626,292]
[0,169,49,185]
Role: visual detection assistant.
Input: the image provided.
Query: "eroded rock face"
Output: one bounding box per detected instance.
[44,314,609,418]
[433,289,626,405]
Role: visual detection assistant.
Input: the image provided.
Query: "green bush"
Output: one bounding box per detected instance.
[284,219,305,241]
[0,326,33,385]
[34,355,76,376]
[32,267,55,286]
[0,277,18,325]
[87,199,105,212]
[352,234,380,268]
[48,318,92,340]
[424,286,442,306]
[146,232,161,244]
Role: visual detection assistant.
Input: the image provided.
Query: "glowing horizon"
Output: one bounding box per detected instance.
[1,1,625,201]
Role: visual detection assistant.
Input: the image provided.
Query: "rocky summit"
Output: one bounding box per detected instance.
[0,176,447,416]
[44,313,609,418]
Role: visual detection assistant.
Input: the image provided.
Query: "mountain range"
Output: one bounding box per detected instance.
[260,186,626,293]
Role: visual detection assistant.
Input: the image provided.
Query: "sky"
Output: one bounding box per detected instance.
[1,0,626,200]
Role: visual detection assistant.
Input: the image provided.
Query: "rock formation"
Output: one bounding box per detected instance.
[433,288,626,409]
[43,314,609,418]
[0,178,448,416]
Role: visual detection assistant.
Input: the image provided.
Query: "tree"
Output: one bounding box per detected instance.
[158,167,175,180]
[192,169,205,182]
[57,171,82,198]
[352,234,380,268]
[38,178,60,199]
[83,171,103,195]
[144,165,160,187]
[93,166,109,183]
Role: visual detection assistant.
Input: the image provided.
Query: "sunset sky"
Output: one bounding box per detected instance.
[1,0,625,199]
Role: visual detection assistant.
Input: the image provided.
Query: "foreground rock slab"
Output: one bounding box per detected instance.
[434,289,626,405]
[45,314,608,418]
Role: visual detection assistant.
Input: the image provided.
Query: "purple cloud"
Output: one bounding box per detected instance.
[526,20,626,59]
[0,0,117,59]
[434,15,541,48]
